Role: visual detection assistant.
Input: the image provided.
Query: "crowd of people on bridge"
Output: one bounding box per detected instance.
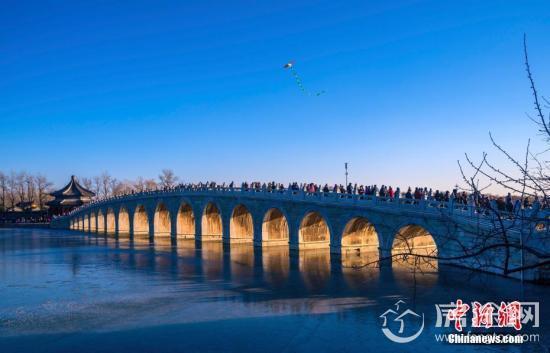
[66,179,547,218]
[190,182,547,215]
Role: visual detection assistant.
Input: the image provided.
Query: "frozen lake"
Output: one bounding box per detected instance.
[0,228,547,353]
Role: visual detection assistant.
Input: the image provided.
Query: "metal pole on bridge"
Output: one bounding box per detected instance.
[345,162,349,186]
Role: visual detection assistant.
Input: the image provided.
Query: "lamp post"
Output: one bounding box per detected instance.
[345,162,349,186]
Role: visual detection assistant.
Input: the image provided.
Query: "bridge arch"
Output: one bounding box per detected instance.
[118,206,130,236]
[201,202,222,240]
[262,208,289,244]
[133,205,149,237]
[97,209,105,234]
[230,204,254,242]
[83,214,89,232]
[298,211,330,249]
[176,202,195,239]
[106,208,116,234]
[391,224,438,269]
[341,217,379,251]
[154,202,171,238]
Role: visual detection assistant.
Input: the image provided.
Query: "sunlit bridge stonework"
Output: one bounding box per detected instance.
[53,185,548,281]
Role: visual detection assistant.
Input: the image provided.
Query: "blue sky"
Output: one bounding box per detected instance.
[1,0,549,190]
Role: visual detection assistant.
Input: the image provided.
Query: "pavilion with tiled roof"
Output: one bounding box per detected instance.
[47,175,95,216]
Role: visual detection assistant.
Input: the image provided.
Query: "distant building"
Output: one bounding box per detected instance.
[14,201,39,211]
[46,175,95,216]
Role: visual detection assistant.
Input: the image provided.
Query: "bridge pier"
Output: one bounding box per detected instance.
[378,247,392,268]
[253,219,263,247]
[148,209,155,244]
[288,223,300,250]
[221,214,231,244]
[191,204,202,249]
[193,206,202,243]
[170,211,178,242]
[128,207,135,239]
[114,210,119,237]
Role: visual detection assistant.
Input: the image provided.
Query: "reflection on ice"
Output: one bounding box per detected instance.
[1,228,546,353]
[200,241,223,279]
[340,249,379,269]
[228,243,255,281]
[298,249,331,291]
[262,246,290,287]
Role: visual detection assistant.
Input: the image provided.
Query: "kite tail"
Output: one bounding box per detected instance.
[289,67,324,96]
[290,68,307,93]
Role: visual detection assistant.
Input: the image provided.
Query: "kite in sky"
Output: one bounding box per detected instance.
[283,61,325,96]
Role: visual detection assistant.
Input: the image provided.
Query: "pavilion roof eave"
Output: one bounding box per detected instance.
[50,175,95,198]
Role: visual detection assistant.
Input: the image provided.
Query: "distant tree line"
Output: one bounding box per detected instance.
[80,169,179,199]
[0,169,179,212]
[0,171,53,211]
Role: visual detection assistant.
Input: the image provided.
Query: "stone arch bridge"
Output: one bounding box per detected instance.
[52,187,547,280]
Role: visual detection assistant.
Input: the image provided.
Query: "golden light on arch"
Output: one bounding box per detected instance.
[391,224,438,271]
[118,206,130,236]
[299,212,330,246]
[177,203,195,239]
[201,202,222,240]
[154,202,171,238]
[133,205,149,236]
[262,208,289,242]
[230,204,253,240]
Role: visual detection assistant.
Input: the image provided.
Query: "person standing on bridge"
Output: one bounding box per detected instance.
[506,193,514,213]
